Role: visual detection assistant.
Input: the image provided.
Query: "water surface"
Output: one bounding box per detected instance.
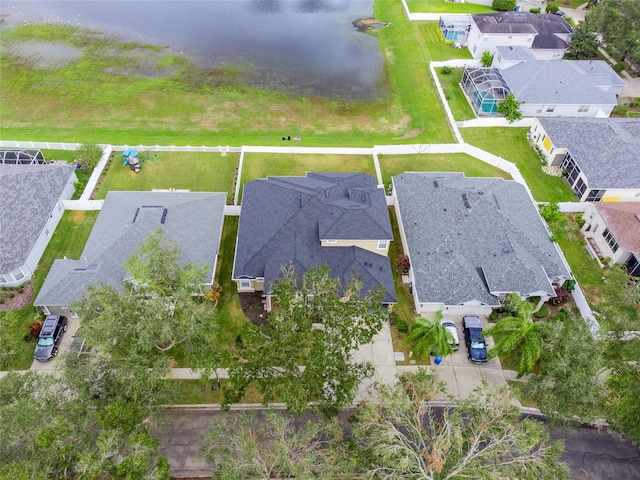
[3,0,387,99]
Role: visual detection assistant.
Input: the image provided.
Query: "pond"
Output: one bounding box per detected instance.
[2,0,388,100]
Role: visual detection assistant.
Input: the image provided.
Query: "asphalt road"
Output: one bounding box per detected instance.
[153,408,640,479]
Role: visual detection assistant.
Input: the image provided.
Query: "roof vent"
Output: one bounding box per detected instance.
[433,180,439,188]
[502,246,510,253]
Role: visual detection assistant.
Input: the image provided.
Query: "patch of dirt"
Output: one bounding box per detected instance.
[0,282,34,311]
[238,292,269,326]
[397,128,425,140]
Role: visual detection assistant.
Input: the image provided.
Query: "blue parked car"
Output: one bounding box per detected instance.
[463,316,488,363]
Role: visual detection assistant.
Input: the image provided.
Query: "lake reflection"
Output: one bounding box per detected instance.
[3,1,387,100]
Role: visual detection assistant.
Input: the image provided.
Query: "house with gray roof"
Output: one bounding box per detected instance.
[467,12,572,61]
[0,163,76,287]
[461,55,624,117]
[581,202,640,276]
[34,191,226,315]
[530,118,640,201]
[392,173,571,316]
[233,172,396,309]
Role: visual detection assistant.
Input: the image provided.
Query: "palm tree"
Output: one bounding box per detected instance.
[484,294,550,377]
[406,311,454,359]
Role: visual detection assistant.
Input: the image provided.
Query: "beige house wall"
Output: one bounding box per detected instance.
[320,239,390,256]
[582,205,631,264]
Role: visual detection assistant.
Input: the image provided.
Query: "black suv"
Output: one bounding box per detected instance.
[34,315,68,362]
[463,316,488,363]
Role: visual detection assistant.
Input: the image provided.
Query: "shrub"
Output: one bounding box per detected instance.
[396,255,410,275]
[534,305,550,318]
[612,64,625,73]
[27,321,43,337]
[396,318,409,334]
[530,7,541,13]
[441,65,453,75]
[549,287,571,306]
[76,142,103,169]
[489,310,499,321]
[492,0,516,11]
[576,214,586,228]
[613,103,629,116]
[545,3,559,14]
[481,50,494,67]
[562,279,576,292]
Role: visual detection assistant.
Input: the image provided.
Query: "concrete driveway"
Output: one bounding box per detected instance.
[397,315,510,403]
[29,316,81,372]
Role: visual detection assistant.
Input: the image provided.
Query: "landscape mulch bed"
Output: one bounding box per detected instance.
[0,282,34,311]
[238,292,269,326]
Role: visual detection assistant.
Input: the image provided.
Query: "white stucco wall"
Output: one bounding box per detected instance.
[521,103,615,118]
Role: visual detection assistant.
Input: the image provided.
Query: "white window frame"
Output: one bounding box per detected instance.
[578,104,589,113]
[377,240,389,250]
[546,105,556,113]
[239,279,252,290]
[326,239,338,244]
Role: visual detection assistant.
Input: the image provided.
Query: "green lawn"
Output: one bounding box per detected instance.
[417,23,474,62]
[435,67,476,121]
[0,210,99,370]
[239,153,376,202]
[407,0,495,13]
[507,380,538,408]
[461,127,576,203]
[172,379,269,405]
[379,152,512,189]
[96,151,237,201]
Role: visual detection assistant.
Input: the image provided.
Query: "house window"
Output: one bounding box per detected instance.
[546,105,556,113]
[578,105,589,113]
[473,45,478,54]
[13,269,24,281]
[592,224,599,234]
[575,178,587,197]
[239,280,252,290]
[483,35,488,41]
[326,239,338,244]
[377,240,389,250]
[0,275,6,284]
[585,189,604,202]
[603,228,620,253]
[45,227,50,236]
[536,106,544,114]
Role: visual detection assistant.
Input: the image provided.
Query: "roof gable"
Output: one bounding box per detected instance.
[0,164,75,273]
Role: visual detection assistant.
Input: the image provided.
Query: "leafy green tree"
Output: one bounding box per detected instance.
[589,0,640,64]
[596,265,640,331]
[350,369,569,480]
[76,142,103,169]
[545,2,560,14]
[201,411,353,479]
[497,93,523,123]
[0,311,23,370]
[0,370,170,480]
[72,229,217,364]
[480,50,494,67]
[605,362,640,444]
[566,19,601,59]
[484,293,551,377]
[492,0,517,11]
[220,265,387,416]
[527,310,604,424]
[405,311,454,359]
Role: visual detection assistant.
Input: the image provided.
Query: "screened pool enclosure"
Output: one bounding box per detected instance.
[439,15,472,43]
[461,68,512,115]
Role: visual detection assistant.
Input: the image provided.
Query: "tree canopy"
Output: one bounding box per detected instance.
[71,229,218,366]
[405,311,454,359]
[497,93,523,123]
[350,369,569,480]
[220,264,388,416]
[566,19,601,59]
[589,0,640,64]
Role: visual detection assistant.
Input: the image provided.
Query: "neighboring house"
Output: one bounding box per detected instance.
[0,163,76,287]
[461,47,624,117]
[34,191,227,315]
[530,118,640,202]
[582,202,640,276]
[467,12,572,60]
[392,172,570,316]
[233,172,396,310]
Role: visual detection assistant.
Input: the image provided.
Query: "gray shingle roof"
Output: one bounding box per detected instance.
[501,59,623,105]
[0,164,75,274]
[234,172,396,303]
[473,12,572,50]
[34,191,227,308]
[392,173,569,306]
[539,118,640,189]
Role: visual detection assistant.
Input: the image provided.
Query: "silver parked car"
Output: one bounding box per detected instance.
[440,318,460,351]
